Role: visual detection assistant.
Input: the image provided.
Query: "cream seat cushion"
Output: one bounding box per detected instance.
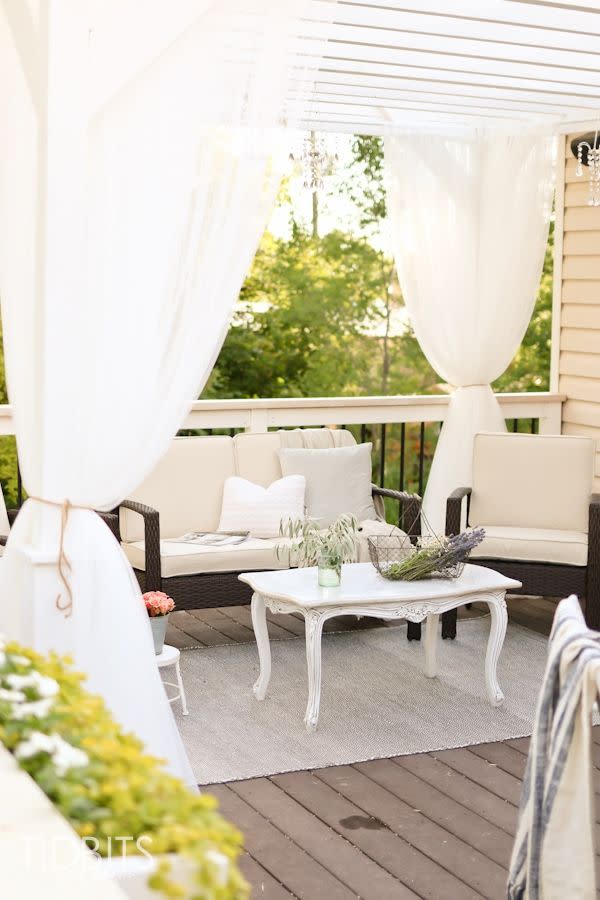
[123,537,290,578]
[123,519,400,576]
[470,526,588,567]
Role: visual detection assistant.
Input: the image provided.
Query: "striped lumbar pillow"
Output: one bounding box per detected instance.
[217,475,306,539]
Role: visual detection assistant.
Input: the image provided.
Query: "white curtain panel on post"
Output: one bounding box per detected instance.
[0,0,335,781]
[384,132,556,533]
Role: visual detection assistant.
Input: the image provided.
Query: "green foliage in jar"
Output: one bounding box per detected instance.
[277,514,358,569]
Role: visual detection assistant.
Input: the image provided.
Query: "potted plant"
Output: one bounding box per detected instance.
[0,636,248,899]
[277,514,358,587]
[143,591,175,655]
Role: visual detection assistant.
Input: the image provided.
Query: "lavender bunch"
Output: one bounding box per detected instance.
[380,527,485,581]
[445,527,486,563]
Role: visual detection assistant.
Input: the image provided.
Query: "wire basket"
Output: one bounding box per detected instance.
[367,534,465,581]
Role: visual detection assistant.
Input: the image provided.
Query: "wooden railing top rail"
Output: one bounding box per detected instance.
[0,392,565,436]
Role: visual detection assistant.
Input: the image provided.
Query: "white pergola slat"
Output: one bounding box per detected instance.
[299,0,600,133]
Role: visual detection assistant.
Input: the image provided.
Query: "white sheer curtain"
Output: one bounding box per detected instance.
[384,132,556,532]
[0,0,333,781]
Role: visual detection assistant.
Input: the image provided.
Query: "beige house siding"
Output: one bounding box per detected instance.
[558,136,600,489]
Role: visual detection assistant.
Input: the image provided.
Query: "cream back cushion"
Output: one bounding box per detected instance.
[120,436,236,542]
[234,428,356,488]
[469,432,594,533]
[218,475,306,538]
[234,432,283,487]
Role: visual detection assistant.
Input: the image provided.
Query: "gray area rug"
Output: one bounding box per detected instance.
[174,618,548,784]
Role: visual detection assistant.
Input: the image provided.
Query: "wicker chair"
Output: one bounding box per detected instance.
[115,430,422,612]
[441,432,600,639]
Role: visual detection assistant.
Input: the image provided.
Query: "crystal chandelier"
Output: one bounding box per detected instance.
[290,131,338,191]
[572,130,600,207]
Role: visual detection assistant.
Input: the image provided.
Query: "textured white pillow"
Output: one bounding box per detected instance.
[218,475,306,539]
[278,443,377,527]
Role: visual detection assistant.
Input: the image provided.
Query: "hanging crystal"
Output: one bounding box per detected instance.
[289,131,338,192]
[574,130,600,207]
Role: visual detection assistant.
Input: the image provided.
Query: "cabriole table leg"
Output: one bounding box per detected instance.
[304,610,326,732]
[251,592,271,701]
[424,614,439,678]
[484,592,508,707]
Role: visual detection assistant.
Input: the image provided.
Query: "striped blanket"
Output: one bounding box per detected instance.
[508,594,600,899]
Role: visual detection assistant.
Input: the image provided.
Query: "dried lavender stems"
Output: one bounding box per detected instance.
[370,527,486,581]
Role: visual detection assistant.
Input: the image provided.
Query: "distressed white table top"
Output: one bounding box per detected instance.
[239,563,521,609]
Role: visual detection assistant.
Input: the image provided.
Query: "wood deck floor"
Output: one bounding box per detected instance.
[166,598,596,899]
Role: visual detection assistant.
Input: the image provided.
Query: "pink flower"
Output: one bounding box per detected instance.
[142,591,175,617]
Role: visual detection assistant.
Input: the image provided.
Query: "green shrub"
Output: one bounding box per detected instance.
[0,638,248,899]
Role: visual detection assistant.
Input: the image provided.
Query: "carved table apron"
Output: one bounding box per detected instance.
[240,563,521,732]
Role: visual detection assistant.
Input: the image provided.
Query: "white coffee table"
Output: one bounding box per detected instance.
[239,563,521,731]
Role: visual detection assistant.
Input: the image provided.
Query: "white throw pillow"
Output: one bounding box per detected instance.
[218,475,306,539]
[278,443,377,527]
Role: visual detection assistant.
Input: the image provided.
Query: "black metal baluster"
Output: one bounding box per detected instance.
[418,422,425,497]
[399,423,406,493]
[512,418,518,433]
[530,418,537,434]
[379,423,386,488]
[360,424,366,444]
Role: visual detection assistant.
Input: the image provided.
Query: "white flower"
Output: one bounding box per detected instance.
[51,737,89,776]
[15,732,89,775]
[5,674,33,690]
[9,655,31,667]
[6,672,59,698]
[32,675,59,698]
[0,688,26,703]
[11,698,54,720]
[205,850,229,886]
[15,732,56,759]
[0,651,6,668]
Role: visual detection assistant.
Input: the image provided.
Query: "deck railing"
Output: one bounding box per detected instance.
[0,392,564,506]
[181,392,563,498]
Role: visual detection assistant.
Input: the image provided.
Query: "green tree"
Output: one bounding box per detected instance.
[204,227,389,399]
[493,222,553,393]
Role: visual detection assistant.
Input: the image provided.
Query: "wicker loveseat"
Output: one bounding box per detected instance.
[442,431,600,638]
[115,428,420,611]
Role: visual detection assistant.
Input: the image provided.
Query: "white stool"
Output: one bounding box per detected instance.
[156,645,188,715]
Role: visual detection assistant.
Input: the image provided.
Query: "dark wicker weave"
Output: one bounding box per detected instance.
[438,487,600,639]
[116,488,422,613]
[0,509,120,545]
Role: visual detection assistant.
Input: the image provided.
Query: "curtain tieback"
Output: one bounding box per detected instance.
[27,497,92,619]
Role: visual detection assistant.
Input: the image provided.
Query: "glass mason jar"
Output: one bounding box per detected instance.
[317,553,342,587]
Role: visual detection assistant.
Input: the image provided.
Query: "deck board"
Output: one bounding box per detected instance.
[231,776,413,900]
[352,757,514,869]
[272,769,476,899]
[212,783,359,900]
[170,594,598,898]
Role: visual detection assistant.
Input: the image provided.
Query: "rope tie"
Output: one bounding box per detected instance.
[27,497,91,618]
